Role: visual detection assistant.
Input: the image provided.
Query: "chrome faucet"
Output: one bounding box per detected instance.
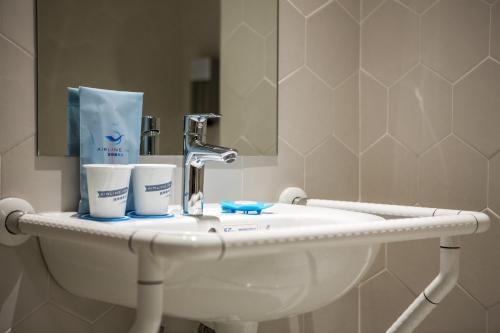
[182,114,238,216]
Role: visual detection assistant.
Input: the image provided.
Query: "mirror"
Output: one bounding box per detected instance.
[36,0,278,156]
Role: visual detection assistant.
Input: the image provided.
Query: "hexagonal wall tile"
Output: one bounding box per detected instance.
[489,154,500,215]
[388,66,452,155]
[454,59,500,158]
[422,0,489,82]
[245,80,277,153]
[242,139,304,201]
[333,74,359,153]
[418,136,487,210]
[361,243,386,282]
[361,0,419,86]
[493,3,500,62]
[0,238,49,326]
[360,271,414,333]
[279,68,333,154]
[398,0,437,14]
[1,137,80,211]
[0,36,35,154]
[361,136,417,205]
[305,137,358,201]
[265,30,277,83]
[360,71,387,151]
[289,0,329,16]
[92,306,135,333]
[417,287,486,333]
[49,279,112,323]
[220,0,243,42]
[306,1,359,88]
[488,303,500,332]
[258,316,302,333]
[278,0,305,79]
[460,210,500,308]
[243,0,277,36]
[13,304,91,333]
[387,239,439,295]
[361,0,384,19]
[221,25,265,97]
[303,287,358,333]
[338,0,360,21]
[0,0,34,54]
[220,83,246,146]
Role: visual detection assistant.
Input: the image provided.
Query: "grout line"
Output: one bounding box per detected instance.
[91,305,116,325]
[457,284,489,311]
[279,65,304,84]
[359,67,389,89]
[12,301,48,328]
[0,32,34,58]
[303,135,333,159]
[332,70,359,91]
[419,133,453,158]
[2,135,35,156]
[420,0,440,16]
[360,0,388,24]
[357,284,362,333]
[490,55,500,66]
[386,268,418,297]
[360,133,387,155]
[279,135,306,158]
[387,61,420,89]
[335,0,360,23]
[454,56,489,85]
[453,133,490,160]
[489,3,493,57]
[393,0,420,16]
[306,0,334,18]
[305,64,335,90]
[420,62,454,85]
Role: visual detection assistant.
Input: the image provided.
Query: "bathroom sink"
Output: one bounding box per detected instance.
[36,204,382,323]
[4,194,487,333]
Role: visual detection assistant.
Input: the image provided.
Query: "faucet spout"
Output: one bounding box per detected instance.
[187,141,238,168]
[182,114,238,216]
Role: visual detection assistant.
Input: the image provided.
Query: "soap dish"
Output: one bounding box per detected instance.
[126,211,174,219]
[221,201,273,215]
[79,214,130,222]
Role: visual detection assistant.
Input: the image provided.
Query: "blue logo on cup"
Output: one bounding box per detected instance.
[105,131,124,145]
[98,187,129,198]
[145,182,171,196]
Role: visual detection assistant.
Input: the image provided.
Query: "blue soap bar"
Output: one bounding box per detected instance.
[221,201,273,215]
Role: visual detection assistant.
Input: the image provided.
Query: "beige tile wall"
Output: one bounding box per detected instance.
[0,0,499,332]
[359,1,500,333]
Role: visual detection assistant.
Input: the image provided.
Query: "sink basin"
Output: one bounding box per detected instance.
[38,203,382,323]
[1,190,488,333]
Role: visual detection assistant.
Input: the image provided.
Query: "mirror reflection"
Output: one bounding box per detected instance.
[36,0,278,156]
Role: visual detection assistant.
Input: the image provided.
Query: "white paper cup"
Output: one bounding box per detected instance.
[84,164,133,218]
[132,164,175,215]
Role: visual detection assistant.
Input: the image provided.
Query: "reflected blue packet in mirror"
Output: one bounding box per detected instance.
[67,87,80,156]
[78,86,143,214]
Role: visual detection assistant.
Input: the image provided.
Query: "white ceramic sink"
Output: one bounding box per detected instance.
[38,204,382,323]
[2,193,488,333]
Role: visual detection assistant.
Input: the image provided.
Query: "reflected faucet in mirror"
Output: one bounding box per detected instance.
[140,116,160,155]
[182,114,238,216]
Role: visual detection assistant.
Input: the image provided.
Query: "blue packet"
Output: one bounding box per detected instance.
[78,86,143,214]
[67,87,80,156]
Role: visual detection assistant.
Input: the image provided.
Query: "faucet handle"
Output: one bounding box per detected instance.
[185,113,220,123]
[184,113,221,137]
